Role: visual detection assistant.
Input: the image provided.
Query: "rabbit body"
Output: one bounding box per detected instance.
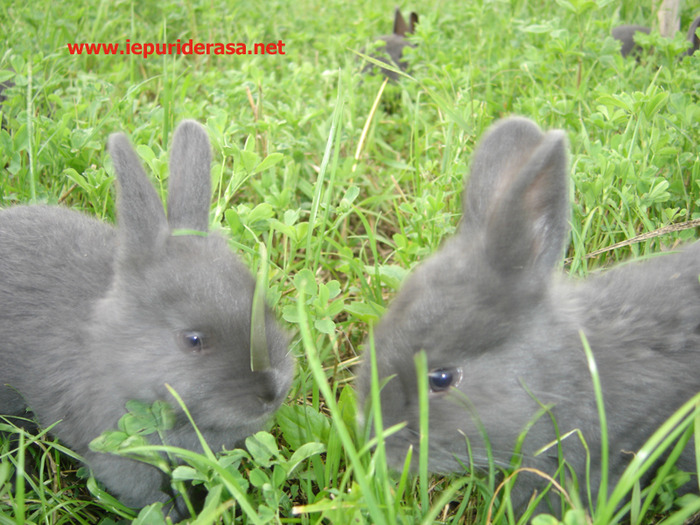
[359,117,700,509]
[0,121,294,509]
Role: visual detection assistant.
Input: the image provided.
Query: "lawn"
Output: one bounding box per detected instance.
[1,0,700,523]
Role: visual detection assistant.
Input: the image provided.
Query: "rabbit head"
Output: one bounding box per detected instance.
[358,117,700,509]
[90,122,293,438]
[0,120,294,511]
[359,117,571,474]
[363,8,418,80]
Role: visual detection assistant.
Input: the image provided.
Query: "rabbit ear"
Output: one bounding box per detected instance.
[408,12,418,34]
[462,117,569,277]
[166,120,212,233]
[109,132,168,253]
[393,8,409,36]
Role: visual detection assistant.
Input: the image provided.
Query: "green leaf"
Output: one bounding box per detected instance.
[563,509,588,525]
[345,301,385,322]
[317,282,330,305]
[282,304,301,324]
[172,465,208,482]
[0,461,10,487]
[88,430,130,453]
[118,400,175,436]
[285,442,326,476]
[643,92,669,120]
[249,467,270,488]
[293,269,317,297]
[283,208,301,226]
[133,503,167,525]
[365,264,409,290]
[341,185,360,207]
[272,463,288,488]
[276,404,331,450]
[337,384,358,435]
[314,317,336,334]
[269,218,298,240]
[531,514,560,525]
[246,431,279,467]
[151,400,176,430]
[247,202,274,225]
[251,152,284,175]
[257,505,277,522]
[236,140,261,173]
[325,298,345,317]
[597,93,633,113]
[135,144,157,165]
[225,209,244,235]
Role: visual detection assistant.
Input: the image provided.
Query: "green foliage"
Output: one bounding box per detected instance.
[1,0,699,522]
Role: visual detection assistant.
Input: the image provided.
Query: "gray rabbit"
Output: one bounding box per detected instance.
[363,8,418,80]
[612,25,651,57]
[0,120,294,512]
[358,116,700,512]
[612,14,700,58]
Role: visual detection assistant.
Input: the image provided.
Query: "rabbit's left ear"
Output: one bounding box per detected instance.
[393,8,409,36]
[167,120,212,233]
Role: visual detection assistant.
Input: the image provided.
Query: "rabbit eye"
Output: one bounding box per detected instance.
[178,331,206,353]
[428,367,462,393]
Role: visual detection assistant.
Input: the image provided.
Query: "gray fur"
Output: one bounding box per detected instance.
[358,116,700,511]
[0,120,294,511]
[363,8,418,81]
[612,25,651,58]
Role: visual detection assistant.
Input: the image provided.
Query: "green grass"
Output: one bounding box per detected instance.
[1,0,700,522]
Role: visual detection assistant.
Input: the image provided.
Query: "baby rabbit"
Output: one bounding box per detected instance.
[0,120,294,512]
[612,14,700,58]
[363,8,418,80]
[358,117,700,512]
[611,24,651,57]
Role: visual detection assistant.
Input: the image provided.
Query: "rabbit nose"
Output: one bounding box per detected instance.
[257,386,277,404]
[256,370,287,405]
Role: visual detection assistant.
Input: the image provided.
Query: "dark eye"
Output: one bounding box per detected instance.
[428,367,462,393]
[178,331,206,354]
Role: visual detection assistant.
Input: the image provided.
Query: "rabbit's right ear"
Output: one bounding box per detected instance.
[461,117,569,279]
[393,8,409,36]
[408,12,418,34]
[109,133,168,254]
